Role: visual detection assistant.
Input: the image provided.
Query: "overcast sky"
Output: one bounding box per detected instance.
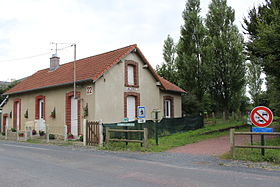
[0,0,265,81]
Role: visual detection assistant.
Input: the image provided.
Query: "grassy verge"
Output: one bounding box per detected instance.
[222,137,280,164]
[100,121,247,152]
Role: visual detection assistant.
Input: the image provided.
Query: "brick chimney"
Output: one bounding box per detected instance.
[50,54,60,71]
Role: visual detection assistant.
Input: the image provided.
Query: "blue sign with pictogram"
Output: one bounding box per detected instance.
[137,106,146,118]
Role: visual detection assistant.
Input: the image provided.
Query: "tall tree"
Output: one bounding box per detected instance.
[243,0,280,114]
[176,0,206,103]
[205,0,246,118]
[246,58,263,106]
[156,35,177,84]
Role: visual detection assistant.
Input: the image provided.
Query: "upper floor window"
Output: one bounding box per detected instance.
[125,60,139,88]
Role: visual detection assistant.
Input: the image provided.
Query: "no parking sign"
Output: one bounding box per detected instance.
[250,106,273,128]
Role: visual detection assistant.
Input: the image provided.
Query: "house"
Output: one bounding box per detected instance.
[1,44,186,137]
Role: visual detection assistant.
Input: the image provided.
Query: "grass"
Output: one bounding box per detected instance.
[100,120,246,152]
[222,137,280,164]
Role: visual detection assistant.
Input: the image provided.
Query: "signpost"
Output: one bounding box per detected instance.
[250,106,273,128]
[137,106,146,123]
[249,106,274,156]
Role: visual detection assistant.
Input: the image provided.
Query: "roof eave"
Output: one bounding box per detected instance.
[4,78,93,96]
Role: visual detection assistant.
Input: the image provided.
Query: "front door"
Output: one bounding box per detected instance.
[38,99,45,131]
[16,102,20,129]
[127,96,136,121]
[71,96,78,136]
[3,115,8,132]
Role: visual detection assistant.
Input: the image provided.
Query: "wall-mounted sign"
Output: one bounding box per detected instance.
[86,86,93,95]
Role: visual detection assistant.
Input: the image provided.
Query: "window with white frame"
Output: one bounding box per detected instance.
[127,65,135,85]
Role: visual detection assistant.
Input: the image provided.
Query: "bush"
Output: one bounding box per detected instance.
[49,134,55,140]
[1,132,5,136]
[79,135,83,142]
[32,129,37,135]
[11,128,16,132]
[39,131,45,136]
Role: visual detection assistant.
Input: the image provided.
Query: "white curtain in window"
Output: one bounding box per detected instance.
[127,65,134,85]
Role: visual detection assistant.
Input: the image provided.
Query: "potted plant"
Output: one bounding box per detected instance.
[32,129,37,135]
[11,128,16,132]
[19,132,24,137]
[50,108,56,119]
[67,133,74,140]
[39,130,45,136]
[49,134,55,140]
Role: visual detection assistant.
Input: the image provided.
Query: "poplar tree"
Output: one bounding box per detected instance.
[176,0,206,103]
[205,0,246,118]
[156,35,177,84]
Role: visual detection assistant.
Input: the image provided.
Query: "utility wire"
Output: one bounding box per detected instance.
[0,45,73,63]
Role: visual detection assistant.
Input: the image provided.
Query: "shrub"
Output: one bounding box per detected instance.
[49,134,55,140]
[79,135,83,142]
[11,128,16,132]
[32,129,37,135]
[39,130,45,136]
[1,132,5,136]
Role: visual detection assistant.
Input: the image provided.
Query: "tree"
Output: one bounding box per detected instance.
[205,0,246,118]
[0,81,19,105]
[243,0,280,114]
[246,58,263,106]
[176,0,207,103]
[156,35,177,84]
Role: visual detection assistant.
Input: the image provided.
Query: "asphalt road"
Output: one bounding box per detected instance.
[0,141,279,187]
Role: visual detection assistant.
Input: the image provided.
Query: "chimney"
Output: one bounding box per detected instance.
[50,54,60,71]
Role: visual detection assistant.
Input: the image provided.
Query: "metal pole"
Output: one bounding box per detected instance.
[261,134,265,156]
[155,111,159,145]
[73,44,77,99]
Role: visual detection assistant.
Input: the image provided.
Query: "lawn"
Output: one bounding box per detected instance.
[100,120,246,152]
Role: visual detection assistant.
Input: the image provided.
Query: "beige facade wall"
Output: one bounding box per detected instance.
[1,84,95,136]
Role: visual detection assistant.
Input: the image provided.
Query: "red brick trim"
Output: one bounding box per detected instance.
[13,98,21,129]
[163,96,174,118]
[124,92,140,118]
[35,95,46,120]
[124,60,139,88]
[65,91,81,135]
[2,113,8,132]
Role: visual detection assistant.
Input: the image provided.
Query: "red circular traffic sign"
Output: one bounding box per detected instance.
[250,106,273,128]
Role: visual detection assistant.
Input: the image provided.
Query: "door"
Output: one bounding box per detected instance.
[38,99,45,131]
[127,96,136,121]
[3,115,8,132]
[16,102,20,129]
[71,96,78,136]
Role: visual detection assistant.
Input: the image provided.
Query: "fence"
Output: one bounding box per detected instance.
[102,116,204,145]
[229,129,280,157]
[106,127,148,148]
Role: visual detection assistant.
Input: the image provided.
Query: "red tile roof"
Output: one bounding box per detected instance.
[5,44,185,95]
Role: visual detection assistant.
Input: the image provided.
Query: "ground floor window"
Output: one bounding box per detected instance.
[163,96,174,118]
[124,92,140,121]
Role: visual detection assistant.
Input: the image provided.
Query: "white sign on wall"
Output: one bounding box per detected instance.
[86,86,93,95]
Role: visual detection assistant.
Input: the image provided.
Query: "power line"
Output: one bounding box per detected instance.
[0,45,73,63]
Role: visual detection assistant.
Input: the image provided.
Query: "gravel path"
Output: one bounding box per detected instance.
[167,134,273,156]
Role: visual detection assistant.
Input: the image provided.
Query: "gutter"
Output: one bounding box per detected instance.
[0,95,9,108]
[4,78,93,96]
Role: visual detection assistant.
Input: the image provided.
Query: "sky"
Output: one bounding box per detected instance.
[0,0,265,81]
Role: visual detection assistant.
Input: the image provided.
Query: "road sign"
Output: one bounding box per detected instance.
[137,106,146,118]
[138,118,146,123]
[252,127,273,133]
[250,106,273,128]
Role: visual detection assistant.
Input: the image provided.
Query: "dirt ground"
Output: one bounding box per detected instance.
[167,134,273,156]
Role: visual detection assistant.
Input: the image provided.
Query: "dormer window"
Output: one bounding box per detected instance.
[125,60,139,88]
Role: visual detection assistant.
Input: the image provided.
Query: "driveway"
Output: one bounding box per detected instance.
[167,134,271,156]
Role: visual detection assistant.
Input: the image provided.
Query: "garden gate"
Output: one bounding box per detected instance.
[86,121,100,146]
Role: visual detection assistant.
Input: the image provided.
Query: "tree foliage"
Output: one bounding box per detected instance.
[205,0,246,118]
[243,0,280,115]
[176,0,207,102]
[156,35,177,84]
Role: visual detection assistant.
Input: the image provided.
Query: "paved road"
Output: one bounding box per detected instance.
[0,141,279,187]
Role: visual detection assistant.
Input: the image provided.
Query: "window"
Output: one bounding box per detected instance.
[13,98,21,129]
[124,92,140,121]
[163,96,174,118]
[35,95,45,120]
[164,100,171,118]
[127,65,135,85]
[125,60,139,87]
